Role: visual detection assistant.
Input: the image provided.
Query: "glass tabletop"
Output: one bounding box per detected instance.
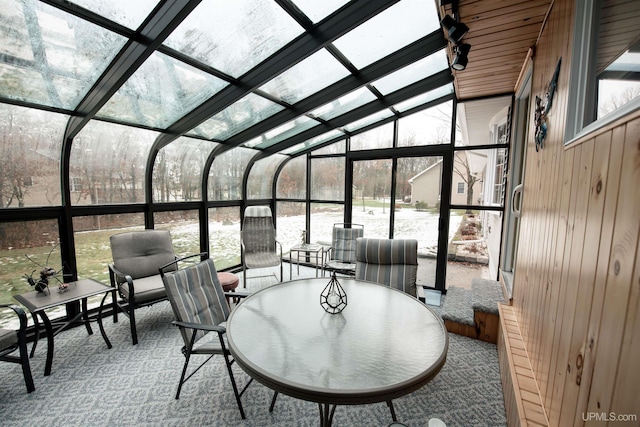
[227,278,448,405]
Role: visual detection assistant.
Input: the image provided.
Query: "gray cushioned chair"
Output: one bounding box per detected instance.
[241,206,282,289]
[160,256,253,419]
[0,304,35,393]
[323,223,364,276]
[109,229,177,345]
[354,237,419,297]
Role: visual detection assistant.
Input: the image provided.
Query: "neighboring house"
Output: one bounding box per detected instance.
[408,151,482,207]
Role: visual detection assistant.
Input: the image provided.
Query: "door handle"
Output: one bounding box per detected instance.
[511,184,523,218]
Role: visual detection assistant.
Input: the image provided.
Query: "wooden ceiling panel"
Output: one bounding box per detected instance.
[440,0,552,100]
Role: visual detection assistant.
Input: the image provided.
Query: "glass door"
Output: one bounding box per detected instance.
[350,155,446,291]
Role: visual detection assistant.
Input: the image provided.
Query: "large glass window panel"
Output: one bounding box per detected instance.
[310,158,344,201]
[310,87,377,121]
[595,3,640,119]
[350,123,393,151]
[397,101,453,147]
[393,85,455,113]
[0,0,127,109]
[333,0,440,69]
[71,121,158,205]
[456,96,511,147]
[276,201,306,254]
[0,220,60,326]
[188,94,284,140]
[69,0,158,30]
[398,156,443,207]
[208,147,256,201]
[243,116,320,150]
[310,203,344,245]
[258,49,350,104]
[450,149,509,208]
[291,0,350,23]
[282,131,344,155]
[152,137,217,203]
[154,210,201,256]
[395,156,443,288]
[276,157,306,199]
[352,159,392,238]
[247,154,287,199]
[97,52,228,128]
[372,51,449,95]
[209,207,241,270]
[164,0,303,78]
[0,104,66,208]
[73,213,145,284]
[342,109,393,133]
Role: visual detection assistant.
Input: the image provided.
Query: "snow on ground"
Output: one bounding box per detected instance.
[172,207,462,255]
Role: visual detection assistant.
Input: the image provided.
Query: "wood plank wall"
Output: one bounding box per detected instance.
[511,0,640,425]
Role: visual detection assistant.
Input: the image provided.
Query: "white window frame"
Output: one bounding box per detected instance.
[565,0,640,145]
[456,181,465,194]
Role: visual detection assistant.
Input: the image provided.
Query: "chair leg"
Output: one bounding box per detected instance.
[269,391,279,412]
[175,350,191,400]
[387,400,397,421]
[243,266,247,289]
[221,351,246,419]
[18,333,34,393]
[129,305,138,345]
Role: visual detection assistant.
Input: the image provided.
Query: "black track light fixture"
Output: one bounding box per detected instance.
[440,14,469,44]
[451,43,471,71]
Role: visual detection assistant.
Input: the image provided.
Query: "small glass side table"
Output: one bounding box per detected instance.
[288,243,324,278]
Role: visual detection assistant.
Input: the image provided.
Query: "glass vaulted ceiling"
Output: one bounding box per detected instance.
[0,0,451,161]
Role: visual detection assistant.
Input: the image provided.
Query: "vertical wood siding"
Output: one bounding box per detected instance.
[511,0,640,425]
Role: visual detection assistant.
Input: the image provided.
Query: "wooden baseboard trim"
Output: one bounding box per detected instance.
[497,304,549,427]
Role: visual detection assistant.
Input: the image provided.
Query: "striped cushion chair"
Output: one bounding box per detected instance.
[354,237,419,297]
[241,206,283,289]
[160,256,253,419]
[324,223,364,276]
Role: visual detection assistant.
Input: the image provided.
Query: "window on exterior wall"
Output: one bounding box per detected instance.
[457,182,465,194]
[567,0,640,142]
[492,148,508,205]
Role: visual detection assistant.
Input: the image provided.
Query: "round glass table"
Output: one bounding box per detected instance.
[227,278,448,426]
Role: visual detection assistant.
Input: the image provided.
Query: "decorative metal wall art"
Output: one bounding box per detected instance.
[320,272,347,314]
[534,57,561,152]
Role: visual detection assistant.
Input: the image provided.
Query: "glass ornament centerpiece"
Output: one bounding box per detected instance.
[320,272,347,314]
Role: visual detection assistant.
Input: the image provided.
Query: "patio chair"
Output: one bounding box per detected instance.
[0,304,35,393]
[323,223,364,276]
[354,237,419,297]
[241,206,282,289]
[159,255,253,419]
[109,229,177,345]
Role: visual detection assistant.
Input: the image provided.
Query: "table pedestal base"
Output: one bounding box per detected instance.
[319,403,337,427]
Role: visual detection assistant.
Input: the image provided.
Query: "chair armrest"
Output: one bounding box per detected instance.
[108,263,130,286]
[275,240,283,257]
[225,291,250,299]
[159,252,207,276]
[0,304,28,331]
[171,320,225,334]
